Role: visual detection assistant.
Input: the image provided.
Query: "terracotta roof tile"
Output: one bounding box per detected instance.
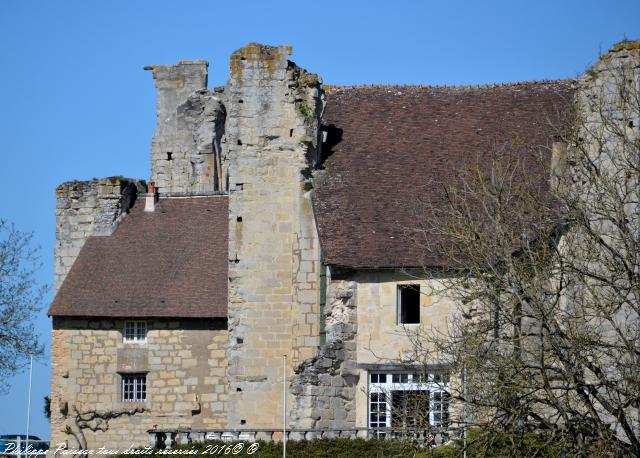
[49,196,228,318]
[315,81,576,268]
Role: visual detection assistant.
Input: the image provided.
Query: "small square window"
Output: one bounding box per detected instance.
[398,285,420,324]
[121,373,146,402]
[371,373,387,384]
[123,321,147,343]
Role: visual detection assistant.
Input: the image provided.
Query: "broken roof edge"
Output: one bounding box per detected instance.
[322,78,577,93]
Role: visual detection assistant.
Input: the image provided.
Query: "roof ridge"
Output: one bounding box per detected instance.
[323,79,576,92]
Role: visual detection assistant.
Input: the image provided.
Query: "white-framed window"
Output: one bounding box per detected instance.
[397,285,420,324]
[368,370,449,436]
[121,373,146,402]
[123,321,147,343]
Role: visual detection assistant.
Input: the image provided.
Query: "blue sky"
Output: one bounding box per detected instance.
[0,0,638,439]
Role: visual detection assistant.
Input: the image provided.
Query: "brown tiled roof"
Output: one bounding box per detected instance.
[49,197,228,318]
[315,82,576,269]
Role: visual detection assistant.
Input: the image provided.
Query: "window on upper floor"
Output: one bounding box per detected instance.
[123,320,147,343]
[397,285,420,324]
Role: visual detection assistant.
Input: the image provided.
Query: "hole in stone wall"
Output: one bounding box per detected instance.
[167,152,173,161]
[237,337,244,344]
[237,216,243,222]
[240,420,246,425]
[237,139,242,146]
[236,387,242,392]
[289,129,294,137]
[629,120,635,128]
[238,99,244,104]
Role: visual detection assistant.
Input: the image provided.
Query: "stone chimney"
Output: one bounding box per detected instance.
[143,181,157,212]
[146,61,227,195]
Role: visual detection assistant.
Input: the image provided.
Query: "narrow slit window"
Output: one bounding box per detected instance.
[398,285,420,324]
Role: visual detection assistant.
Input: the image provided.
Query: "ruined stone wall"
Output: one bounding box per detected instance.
[54,177,145,292]
[50,318,227,449]
[289,276,359,433]
[289,271,458,431]
[225,44,323,429]
[147,61,226,194]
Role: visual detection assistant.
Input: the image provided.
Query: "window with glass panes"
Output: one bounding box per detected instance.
[122,373,146,402]
[123,321,147,343]
[368,371,450,431]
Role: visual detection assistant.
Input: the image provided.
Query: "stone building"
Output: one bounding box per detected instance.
[48,41,638,449]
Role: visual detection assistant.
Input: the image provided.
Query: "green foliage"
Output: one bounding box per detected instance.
[111,438,453,458]
[459,428,563,457]
[110,433,566,458]
[296,102,314,119]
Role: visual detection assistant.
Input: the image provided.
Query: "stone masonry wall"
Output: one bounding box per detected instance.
[289,276,359,433]
[225,44,323,429]
[147,61,226,194]
[54,177,145,292]
[50,317,227,450]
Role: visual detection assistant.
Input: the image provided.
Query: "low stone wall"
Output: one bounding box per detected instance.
[50,317,228,450]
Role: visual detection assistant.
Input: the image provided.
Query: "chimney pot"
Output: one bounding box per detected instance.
[144,181,157,212]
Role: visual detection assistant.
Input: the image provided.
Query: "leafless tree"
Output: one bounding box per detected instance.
[64,405,146,458]
[0,220,46,387]
[407,49,640,456]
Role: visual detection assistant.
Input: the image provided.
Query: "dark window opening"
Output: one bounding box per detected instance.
[289,129,294,137]
[238,99,244,104]
[236,387,242,392]
[236,216,243,222]
[237,139,242,146]
[240,420,246,425]
[167,152,173,161]
[398,285,420,324]
[236,337,243,344]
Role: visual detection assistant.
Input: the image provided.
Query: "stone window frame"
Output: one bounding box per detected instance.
[397,284,421,325]
[123,320,147,343]
[368,371,450,433]
[121,372,147,402]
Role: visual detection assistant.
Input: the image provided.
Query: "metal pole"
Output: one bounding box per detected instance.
[283,354,287,458]
[463,366,467,458]
[26,354,33,458]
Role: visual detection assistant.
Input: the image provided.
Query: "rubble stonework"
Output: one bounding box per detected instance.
[225,43,324,428]
[289,278,359,432]
[147,61,226,194]
[54,177,144,291]
[50,318,227,449]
